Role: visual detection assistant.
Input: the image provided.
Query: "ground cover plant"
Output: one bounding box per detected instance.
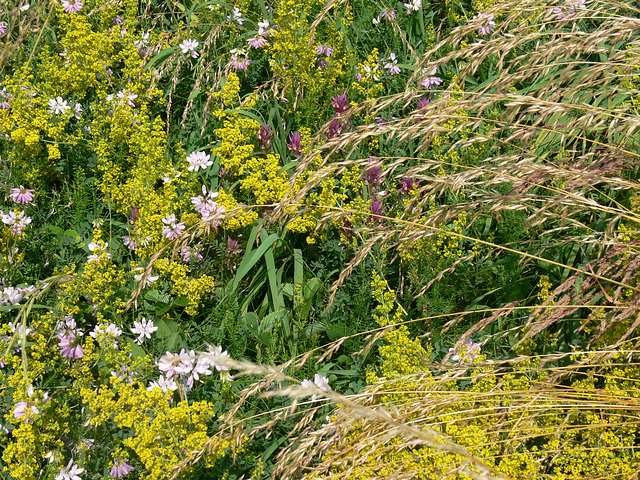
[0,0,639,479]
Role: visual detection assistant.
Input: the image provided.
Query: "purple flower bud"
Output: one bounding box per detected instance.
[257,123,273,151]
[287,131,303,157]
[113,15,123,24]
[342,217,355,239]
[130,206,139,226]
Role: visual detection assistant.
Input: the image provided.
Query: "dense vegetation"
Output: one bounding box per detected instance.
[0,0,639,479]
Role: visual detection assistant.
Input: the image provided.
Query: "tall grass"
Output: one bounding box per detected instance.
[171,1,640,478]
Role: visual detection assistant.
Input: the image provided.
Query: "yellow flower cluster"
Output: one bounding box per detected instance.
[155,258,217,316]
[80,377,231,480]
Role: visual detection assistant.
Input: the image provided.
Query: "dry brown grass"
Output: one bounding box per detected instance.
[164,0,640,477]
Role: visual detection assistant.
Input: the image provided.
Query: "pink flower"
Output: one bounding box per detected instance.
[257,123,273,150]
[331,92,349,113]
[9,185,34,204]
[0,22,6,36]
[1,210,32,235]
[161,214,185,240]
[56,460,84,480]
[315,45,334,57]
[384,53,401,75]
[473,12,495,35]
[186,151,212,172]
[228,49,251,71]
[449,340,482,363]
[59,332,85,359]
[181,244,204,263]
[287,131,302,157]
[421,67,443,89]
[110,459,134,479]
[87,241,111,263]
[248,35,268,48]
[179,39,199,58]
[61,0,83,13]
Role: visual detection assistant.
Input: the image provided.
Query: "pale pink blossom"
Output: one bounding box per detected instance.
[1,210,31,235]
[161,214,185,240]
[421,67,443,89]
[56,459,84,480]
[473,12,495,35]
[110,459,134,479]
[186,151,212,172]
[248,35,268,48]
[147,374,178,392]
[61,0,83,13]
[179,38,199,58]
[9,185,34,204]
[48,96,70,115]
[229,6,243,25]
[384,53,401,75]
[228,48,251,71]
[130,317,158,345]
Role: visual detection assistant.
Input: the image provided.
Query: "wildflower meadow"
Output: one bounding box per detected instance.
[0,0,639,478]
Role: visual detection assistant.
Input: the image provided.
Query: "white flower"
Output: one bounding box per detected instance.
[229,6,244,25]
[116,89,138,107]
[257,19,271,36]
[131,317,158,345]
[204,345,231,371]
[314,373,330,392]
[179,38,200,58]
[302,373,330,400]
[186,151,213,172]
[1,210,32,235]
[403,0,421,13]
[147,374,178,392]
[87,241,111,263]
[48,96,70,115]
[20,4,30,11]
[55,460,84,480]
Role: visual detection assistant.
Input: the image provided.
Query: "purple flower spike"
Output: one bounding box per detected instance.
[364,158,385,189]
[398,176,420,194]
[342,217,355,240]
[331,92,349,114]
[130,206,139,226]
[287,131,303,157]
[257,123,273,151]
[369,199,385,226]
[326,118,342,140]
[416,97,431,111]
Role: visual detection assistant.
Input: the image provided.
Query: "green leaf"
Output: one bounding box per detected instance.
[144,46,179,71]
[232,224,280,290]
